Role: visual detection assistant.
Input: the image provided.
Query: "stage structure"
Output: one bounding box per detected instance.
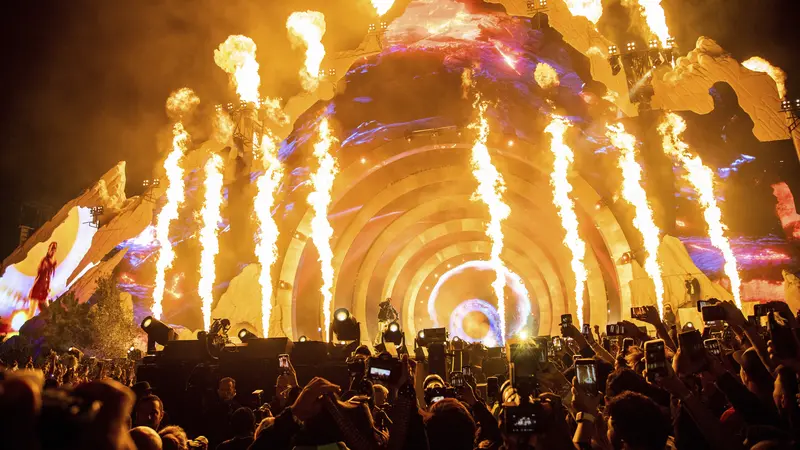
[2,0,800,347]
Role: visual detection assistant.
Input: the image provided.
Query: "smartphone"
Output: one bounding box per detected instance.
[561,314,573,328]
[644,339,667,381]
[701,305,726,322]
[601,337,611,352]
[631,306,648,321]
[747,315,759,327]
[679,330,706,367]
[607,323,622,337]
[552,337,563,351]
[533,337,549,363]
[753,303,771,317]
[509,344,537,378]
[697,299,713,312]
[768,311,799,360]
[575,358,598,394]
[582,324,592,337]
[462,365,473,378]
[703,338,721,357]
[451,371,465,388]
[367,355,401,382]
[486,376,499,404]
[278,354,290,373]
[622,338,634,355]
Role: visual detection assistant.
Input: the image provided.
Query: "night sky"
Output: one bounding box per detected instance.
[0,0,798,259]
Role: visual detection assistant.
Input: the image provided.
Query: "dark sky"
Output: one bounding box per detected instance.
[0,0,798,258]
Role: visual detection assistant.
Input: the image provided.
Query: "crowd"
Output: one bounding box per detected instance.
[1,299,800,450]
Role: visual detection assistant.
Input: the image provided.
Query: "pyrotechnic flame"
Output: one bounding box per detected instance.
[636,0,671,47]
[461,68,473,99]
[152,122,188,319]
[469,99,511,343]
[372,0,395,16]
[659,112,742,309]
[214,35,261,105]
[287,11,327,92]
[742,57,787,99]
[607,124,666,316]
[534,62,560,89]
[564,0,604,25]
[254,132,285,337]
[11,311,29,332]
[307,117,339,341]
[214,110,234,144]
[261,97,291,126]
[545,115,588,326]
[166,88,200,118]
[199,154,225,331]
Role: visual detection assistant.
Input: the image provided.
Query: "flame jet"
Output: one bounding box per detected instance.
[659,112,743,309]
[214,35,261,105]
[307,118,339,341]
[564,0,603,25]
[607,124,665,316]
[545,115,588,326]
[742,57,787,99]
[287,11,327,92]
[468,99,511,344]
[153,88,198,319]
[254,132,284,337]
[199,154,225,331]
[372,0,395,16]
[637,0,671,47]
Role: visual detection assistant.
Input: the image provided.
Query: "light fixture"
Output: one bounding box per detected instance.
[626,42,636,52]
[416,327,447,347]
[298,335,308,343]
[507,139,515,147]
[238,328,259,342]
[331,308,360,341]
[141,316,177,354]
[360,157,367,164]
[383,321,403,345]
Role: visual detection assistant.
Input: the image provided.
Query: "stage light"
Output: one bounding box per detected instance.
[141,316,178,354]
[619,251,633,265]
[518,330,529,340]
[380,22,388,30]
[418,330,425,340]
[278,280,292,290]
[507,139,515,147]
[298,335,308,342]
[648,39,659,49]
[666,37,676,49]
[416,327,446,347]
[608,45,618,56]
[383,321,403,345]
[318,69,326,78]
[293,232,306,241]
[369,23,377,33]
[331,308,360,341]
[626,42,636,52]
[595,198,608,210]
[238,328,259,342]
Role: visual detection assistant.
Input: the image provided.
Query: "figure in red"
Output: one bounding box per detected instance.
[30,241,58,313]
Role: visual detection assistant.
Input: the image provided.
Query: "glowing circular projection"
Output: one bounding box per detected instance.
[428,260,531,342]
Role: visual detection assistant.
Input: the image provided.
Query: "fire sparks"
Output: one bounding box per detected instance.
[371,0,395,16]
[490,40,518,73]
[214,35,261,105]
[564,0,604,25]
[636,0,671,47]
[307,117,338,341]
[166,273,184,299]
[254,132,284,337]
[659,112,742,309]
[286,11,327,92]
[166,88,200,118]
[469,100,511,343]
[152,121,188,319]
[545,115,588,326]
[607,124,665,317]
[534,62,560,89]
[742,56,787,99]
[199,154,225,331]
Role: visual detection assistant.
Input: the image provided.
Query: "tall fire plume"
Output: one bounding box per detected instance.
[564,0,603,25]
[287,11,327,92]
[307,117,339,341]
[372,0,395,16]
[545,115,588,326]
[254,132,284,337]
[199,154,225,331]
[152,88,196,319]
[469,99,511,343]
[534,62,559,89]
[214,35,261,105]
[742,57,787,99]
[636,0,671,47]
[607,124,665,316]
[659,112,743,309]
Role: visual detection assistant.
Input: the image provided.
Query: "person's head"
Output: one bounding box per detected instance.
[230,407,256,437]
[773,365,799,417]
[130,426,163,450]
[606,392,670,450]
[47,242,57,257]
[134,395,164,430]
[373,384,389,406]
[217,377,236,402]
[423,374,445,390]
[424,398,477,450]
[385,297,392,304]
[735,348,773,397]
[158,426,187,450]
[353,345,372,358]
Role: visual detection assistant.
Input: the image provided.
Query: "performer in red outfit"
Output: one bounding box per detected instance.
[29,241,58,313]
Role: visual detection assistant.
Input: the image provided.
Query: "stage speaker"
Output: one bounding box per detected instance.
[160,340,207,362]
[291,341,328,365]
[240,337,293,359]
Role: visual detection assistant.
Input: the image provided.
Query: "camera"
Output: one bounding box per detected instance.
[367,353,402,383]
